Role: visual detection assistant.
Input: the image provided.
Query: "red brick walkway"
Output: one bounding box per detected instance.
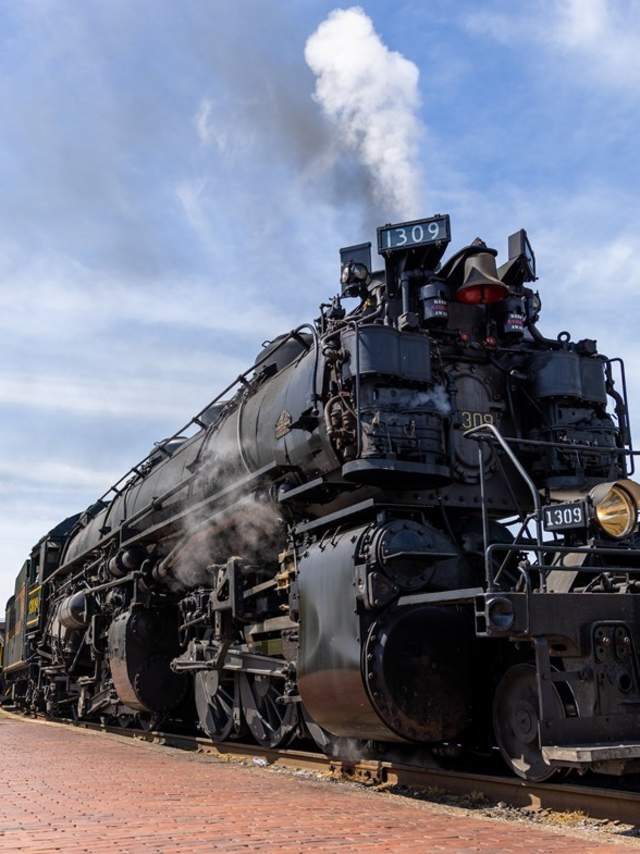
[0,713,630,853]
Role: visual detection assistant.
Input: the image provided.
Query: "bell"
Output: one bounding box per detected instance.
[456,244,509,305]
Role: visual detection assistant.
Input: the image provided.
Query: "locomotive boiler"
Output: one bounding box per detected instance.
[4,213,640,783]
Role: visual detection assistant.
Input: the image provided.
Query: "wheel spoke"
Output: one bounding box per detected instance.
[240,674,297,748]
[195,672,237,742]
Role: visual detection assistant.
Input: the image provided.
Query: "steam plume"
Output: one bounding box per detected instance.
[305,6,424,220]
[163,439,283,591]
[169,494,282,592]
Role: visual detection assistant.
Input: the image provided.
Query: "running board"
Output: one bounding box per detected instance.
[396,587,483,608]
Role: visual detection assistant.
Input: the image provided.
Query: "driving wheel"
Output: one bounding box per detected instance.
[239,673,298,748]
[195,670,240,742]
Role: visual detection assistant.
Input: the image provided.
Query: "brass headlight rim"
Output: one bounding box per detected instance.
[590,478,640,540]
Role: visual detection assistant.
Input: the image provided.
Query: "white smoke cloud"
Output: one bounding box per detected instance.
[305,6,424,220]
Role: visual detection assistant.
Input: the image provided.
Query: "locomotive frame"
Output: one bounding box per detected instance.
[4,214,640,783]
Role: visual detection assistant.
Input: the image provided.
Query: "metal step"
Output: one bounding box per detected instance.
[543,742,640,763]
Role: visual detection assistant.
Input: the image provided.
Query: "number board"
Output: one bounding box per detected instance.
[26,584,41,628]
[461,410,494,430]
[377,215,451,254]
[542,501,588,532]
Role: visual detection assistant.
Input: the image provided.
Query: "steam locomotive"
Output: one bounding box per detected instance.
[4,214,640,783]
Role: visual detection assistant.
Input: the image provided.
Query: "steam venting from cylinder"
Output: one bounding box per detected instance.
[305,6,424,219]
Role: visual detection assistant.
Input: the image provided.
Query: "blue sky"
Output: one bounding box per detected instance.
[1,0,639,607]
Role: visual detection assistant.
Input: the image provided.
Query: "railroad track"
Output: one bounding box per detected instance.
[2,706,639,825]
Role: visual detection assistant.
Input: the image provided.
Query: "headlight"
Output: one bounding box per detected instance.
[486,596,514,631]
[590,480,640,539]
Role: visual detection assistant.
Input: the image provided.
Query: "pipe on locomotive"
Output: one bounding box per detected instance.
[465,422,544,580]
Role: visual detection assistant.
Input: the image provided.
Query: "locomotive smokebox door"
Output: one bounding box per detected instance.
[108,608,186,714]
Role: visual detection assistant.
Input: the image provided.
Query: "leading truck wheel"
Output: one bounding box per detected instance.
[493,663,564,782]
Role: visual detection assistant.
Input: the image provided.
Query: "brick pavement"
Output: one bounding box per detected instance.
[0,712,632,853]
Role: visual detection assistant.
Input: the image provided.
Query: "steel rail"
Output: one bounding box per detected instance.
[2,708,639,826]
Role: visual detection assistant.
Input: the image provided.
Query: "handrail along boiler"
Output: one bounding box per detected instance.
[3,213,640,782]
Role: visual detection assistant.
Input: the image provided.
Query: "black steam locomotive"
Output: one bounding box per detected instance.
[4,214,640,783]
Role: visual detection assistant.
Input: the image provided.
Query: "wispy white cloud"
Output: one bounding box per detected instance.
[550,0,640,85]
[0,511,84,596]
[464,0,640,89]
[174,178,221,257]
[0,243,288,423]
[0,373,234,420]
[0,247,294,339]
[195,98,216,147]
[194,97,254,153]
[0,459,120,492]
